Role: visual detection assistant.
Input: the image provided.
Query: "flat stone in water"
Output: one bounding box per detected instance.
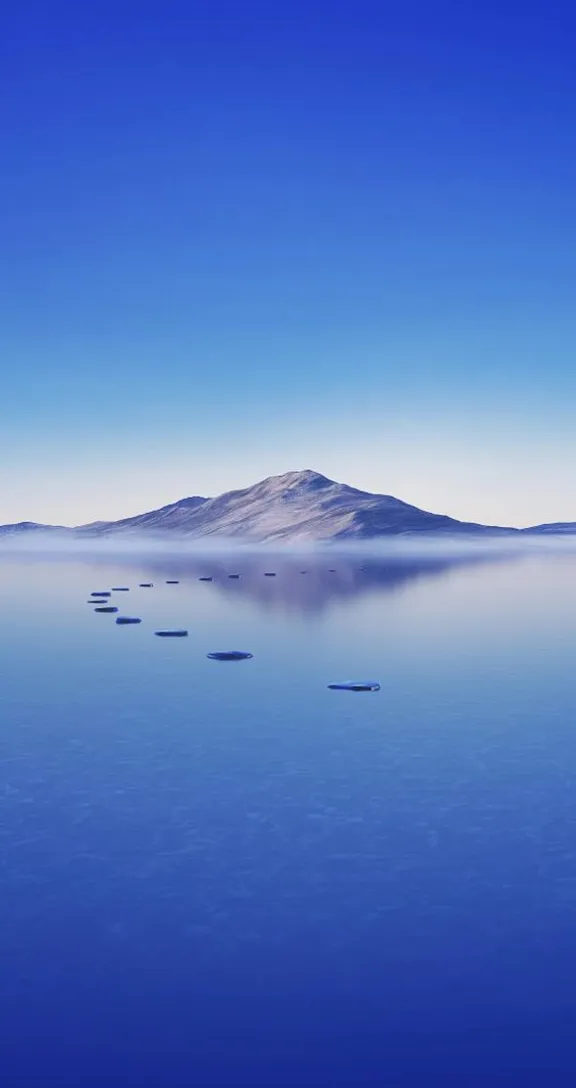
[94,606,119,613]
[328,681,380,692]
[116,616,142,625]
[207,651,253,661]
[154,629,188,637]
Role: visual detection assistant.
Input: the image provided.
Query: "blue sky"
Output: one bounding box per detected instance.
[1,0,575,527]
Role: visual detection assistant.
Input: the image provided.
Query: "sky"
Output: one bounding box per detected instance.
[1,0,575,529]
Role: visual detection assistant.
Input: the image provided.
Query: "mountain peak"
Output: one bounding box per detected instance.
[263,469,335,490]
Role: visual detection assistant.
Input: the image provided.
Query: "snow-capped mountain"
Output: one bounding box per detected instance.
[72,469,515,541]
[1,470,573,542]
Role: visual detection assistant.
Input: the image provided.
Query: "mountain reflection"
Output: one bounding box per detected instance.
[78,551,498,615]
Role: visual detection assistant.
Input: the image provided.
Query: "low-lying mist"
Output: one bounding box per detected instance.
[2,532,576,561]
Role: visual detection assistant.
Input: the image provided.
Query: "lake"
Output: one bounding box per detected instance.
[2,547,576,1086]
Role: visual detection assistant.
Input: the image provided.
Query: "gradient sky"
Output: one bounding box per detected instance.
[1,0,575,528]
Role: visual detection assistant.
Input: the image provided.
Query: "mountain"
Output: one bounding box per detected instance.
[519,522,576,535]
[0,520,71,537]
[72,470,516,542]
[1,470,573,542]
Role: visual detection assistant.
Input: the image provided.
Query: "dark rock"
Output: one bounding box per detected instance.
[207,651,253,661]
[328,681,380,692]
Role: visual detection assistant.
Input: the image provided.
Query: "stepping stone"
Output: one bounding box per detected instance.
[328,681,380,692]
[207,651,253,661]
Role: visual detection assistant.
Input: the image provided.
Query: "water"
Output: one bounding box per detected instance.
[2,549,576,1086]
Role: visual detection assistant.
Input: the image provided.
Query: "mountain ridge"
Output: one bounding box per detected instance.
[1,470,575,541]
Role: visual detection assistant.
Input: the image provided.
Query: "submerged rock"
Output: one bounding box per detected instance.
[154,629,188,637]
[328,681,380,692]
[94,606,119,613]
[116,616,142,625]
[207,651,253,661]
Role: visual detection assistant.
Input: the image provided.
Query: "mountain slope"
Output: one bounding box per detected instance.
[74,495,207,535]
[74,470,517,542]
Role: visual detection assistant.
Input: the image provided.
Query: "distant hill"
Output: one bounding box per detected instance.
[1,470,574,542]
[0,520,71,536]
[520,522,576,535]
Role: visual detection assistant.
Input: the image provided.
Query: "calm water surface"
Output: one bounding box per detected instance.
[2,550,576,1086]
